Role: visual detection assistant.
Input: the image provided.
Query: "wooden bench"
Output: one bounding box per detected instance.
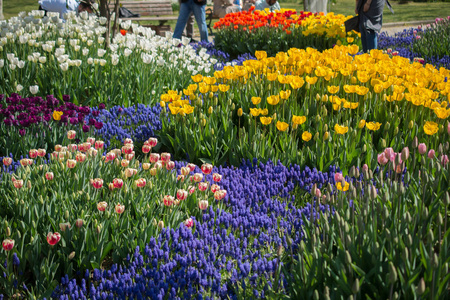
[109,0,179,35]
[205,6,220,35]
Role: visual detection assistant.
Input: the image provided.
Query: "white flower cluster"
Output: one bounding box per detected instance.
[0,10,215,95]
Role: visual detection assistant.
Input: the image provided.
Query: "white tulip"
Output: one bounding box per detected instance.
[87,40,93,46]
[0,59,3,68]
[10,64,16,70]
[99,59,106,66]
[124,48,132,57]
[39,57,47,64]
[29,85,39,95]
[98,37,105,44]
[60,62,68,71]
[97,49,106,57]
[87,58,93,65]
[16,84,23,92]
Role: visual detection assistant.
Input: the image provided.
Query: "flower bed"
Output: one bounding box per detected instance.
[213,9,358,59]
[159,45,450,169]
[0,11,216,107]
[378,17,450,69]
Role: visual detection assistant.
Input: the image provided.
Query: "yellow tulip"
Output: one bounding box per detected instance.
[191,74,203,83]
[188,84,198,92]
[260,117,273,125]
[334,124,349,135]
[358,119,366,129]
[210,85,219,92]
[327,85,340,94]
[336,181,349,191]
[305,76,318,85]
[302,131,312,142]
[251,97,261,105]
[237,108,243,117]
[365,122,382,131]
[290,76,305,89]
[53,110,63,121]
[292,115,306,125]
[279,90,291,100]
[260,109,269,116]
[276,121,289,132]
[218,84,230,92]
[423,121,439,135]
[255,50,267,60]
[267,73,278,81]
[250,108,261,117]
[267,95,280,106]
[203,76,216,85]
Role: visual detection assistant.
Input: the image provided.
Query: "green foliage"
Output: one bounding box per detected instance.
[282,151,450,299]
[412,18,450,58]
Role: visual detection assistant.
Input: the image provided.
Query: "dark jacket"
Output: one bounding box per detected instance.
[357,0,385,32]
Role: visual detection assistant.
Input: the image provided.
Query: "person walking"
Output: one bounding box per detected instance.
[173,0,209,42]
[38,0,96,20]
[356,0,393,53]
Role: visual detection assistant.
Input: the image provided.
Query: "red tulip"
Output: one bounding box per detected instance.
[198,200,209,210]
[67,130,76,140]
[198,182,209,191]
[149,153,160,163]
[92,178,104,189]
[13,179,24,189]
[75,219,83,228]
[113,178,124,189]
[184,218,194,228]
[115,203,125,214]
[87,137,96,145]
[95,140,104,150]
[46,232,61,246]
[45,172,54,181]
[210,184,220,193]
[37,149,46,157]
[163,195,174,206]
[2,157,12,166]
[187,163,196,172]
[148,138,158,147]
[97,201,108,211]
[142,144,151,154]
[201,163,213,175]
[29,149,38,158]
[161,152,171,162]
[166,161,175,171]
[2,239,14,251]
[193,173,203,182]
[176,189,188,201]
[212,173,222,182]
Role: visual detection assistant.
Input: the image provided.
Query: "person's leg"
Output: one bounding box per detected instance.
[186,13,194,39]
[366,29,377,52]
[359,21,368,53]
[192,2,209,42]
[173,1,193,40]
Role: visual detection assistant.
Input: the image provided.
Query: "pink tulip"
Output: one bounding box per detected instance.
[13,179,24,189]
[29,149,38,158]
[149,153,160,163]
[187,163,196,172]
[2,239,14,251]
[66,159,77,169]
[76,153,86,163]
[384,148,395,161]
[75,219,83,228]
[214,190,227,200]
[192,173,203,183]
[147,138,158,147]
[198,199,209,210]
[188,186,196,194]
[166,161,175,171]
[87,137,96,145]
[441,155,449,167]
[67,130,76,140]
[37,149,46,157]
[161,152,171,162]
[180,167,190,176]
[428,149,435,159]
[201,163,213,175]
[95,140,104,150]
[135,178,146,188]
[447,123,450,135]
[115,203,125,214]
[176,189,188,201]
[142,144,151,154]
[122,144,133,155]
[212,173,222,182]
[334,172,343,182]
[184,218,194,228]
[113,178,123,189]
[123,138,133,145]
[59,222,71,232]
[315,188,322,198]
[121,159,130,167]
[211,184,220,193]
[124,168,138,178]
[3,157,12,166]
[46,232,61,246]
[418,143,427,155]
[92,178,103,189]
[198,182,209,191]
[97,201,108,211]
[105,152,116,162]
[45,172,54,181]
[177,175,185,182]
[163,195,174,206]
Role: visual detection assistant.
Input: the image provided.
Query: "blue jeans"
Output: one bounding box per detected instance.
[173,0,208,42]
[359,22,377,53]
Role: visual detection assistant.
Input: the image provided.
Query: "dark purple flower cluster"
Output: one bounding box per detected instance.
[378,27,450,69]
[50,159,343,299]
[85,104,162,150]
[0,94,93,129]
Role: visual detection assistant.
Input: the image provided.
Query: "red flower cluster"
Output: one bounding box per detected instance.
[213,9,314,34]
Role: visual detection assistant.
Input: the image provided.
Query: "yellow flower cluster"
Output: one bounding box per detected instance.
[299,13,354,39]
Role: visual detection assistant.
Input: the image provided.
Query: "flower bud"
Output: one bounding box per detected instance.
[68,251,76,260]
[237,108,243,117]
[388,262,397,283]
[417,278,425,295]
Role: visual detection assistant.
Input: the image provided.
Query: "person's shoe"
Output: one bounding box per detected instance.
[190,38,198,43]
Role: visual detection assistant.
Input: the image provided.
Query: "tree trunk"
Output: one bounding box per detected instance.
[0,0,4,20]
[99,0,120,48]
